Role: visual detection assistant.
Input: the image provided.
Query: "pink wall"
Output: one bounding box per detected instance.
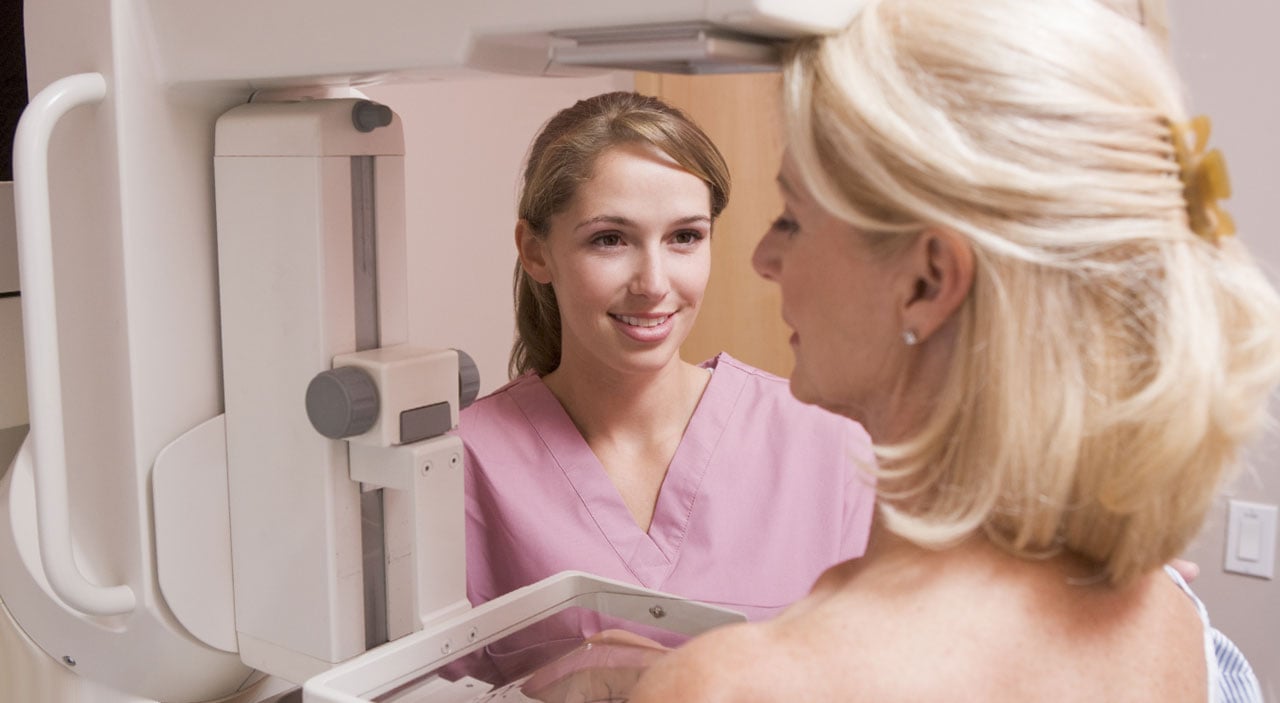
[363,73,632,395]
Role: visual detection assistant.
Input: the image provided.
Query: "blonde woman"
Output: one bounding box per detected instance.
[629,0,1278,700]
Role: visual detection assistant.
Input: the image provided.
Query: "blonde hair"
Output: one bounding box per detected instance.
[784,0,1280,585]
[1099,0,1171,51]
[510,92,730,377]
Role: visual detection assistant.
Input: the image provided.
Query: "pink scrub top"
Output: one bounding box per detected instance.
[461,353,876,622]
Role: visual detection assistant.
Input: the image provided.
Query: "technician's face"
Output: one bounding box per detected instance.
[530,143,712,378]
[751,155,904,431]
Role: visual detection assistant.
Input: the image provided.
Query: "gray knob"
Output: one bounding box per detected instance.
[351,100,393,133]
[306,366,379,439]
[455,349,481,410]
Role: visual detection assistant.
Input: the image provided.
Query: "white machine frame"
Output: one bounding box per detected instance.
[1,2,863,701]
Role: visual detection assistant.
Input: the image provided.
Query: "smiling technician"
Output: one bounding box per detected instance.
[456,91,876,680]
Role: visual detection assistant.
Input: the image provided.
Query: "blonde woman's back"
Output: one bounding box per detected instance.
[633,536,1208,702]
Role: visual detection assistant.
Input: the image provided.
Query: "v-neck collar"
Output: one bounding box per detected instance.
[507,354,748,589]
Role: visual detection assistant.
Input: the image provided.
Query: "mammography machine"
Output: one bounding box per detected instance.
[0,2,860,701]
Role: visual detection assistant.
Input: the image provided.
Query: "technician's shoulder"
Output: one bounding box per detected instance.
[456,373,539,445]
[713,354,863,434]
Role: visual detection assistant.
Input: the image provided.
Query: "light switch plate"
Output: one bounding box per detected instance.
[1225,500,1277,579]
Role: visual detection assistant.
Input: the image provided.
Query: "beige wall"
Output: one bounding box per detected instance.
[1167,0,1280,696]
[0,180,26,486]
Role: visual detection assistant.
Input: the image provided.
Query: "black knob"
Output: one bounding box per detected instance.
[306,366,379,439]
[352,100,393,133]
[455,349,481,410]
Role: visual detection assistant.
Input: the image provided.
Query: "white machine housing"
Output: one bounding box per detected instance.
[0,1,863,701]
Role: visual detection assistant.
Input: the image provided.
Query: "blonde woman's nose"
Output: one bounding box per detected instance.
[752,229,782,281]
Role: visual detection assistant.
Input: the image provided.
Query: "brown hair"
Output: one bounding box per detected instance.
[509,91,730,377]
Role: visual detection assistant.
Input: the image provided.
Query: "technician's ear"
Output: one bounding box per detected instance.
[900,228,974,342]
[515,220,553,285]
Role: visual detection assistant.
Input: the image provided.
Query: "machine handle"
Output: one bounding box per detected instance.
[14,72,136,616]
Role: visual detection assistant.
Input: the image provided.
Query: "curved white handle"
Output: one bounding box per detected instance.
[14,72,136,616]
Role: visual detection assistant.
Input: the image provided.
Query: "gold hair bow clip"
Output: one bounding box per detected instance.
[1171,116,1235,244]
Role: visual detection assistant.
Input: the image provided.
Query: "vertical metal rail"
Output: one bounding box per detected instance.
[350,155,388,649]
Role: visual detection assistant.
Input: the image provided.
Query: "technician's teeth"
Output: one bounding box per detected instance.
[617,315,669,328]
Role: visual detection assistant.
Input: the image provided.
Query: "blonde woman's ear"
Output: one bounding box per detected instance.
[900,227,974,344]
[516,220,553,285]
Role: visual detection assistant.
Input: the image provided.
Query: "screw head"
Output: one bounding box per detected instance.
[62,655,77,667]
[649,605,666,619]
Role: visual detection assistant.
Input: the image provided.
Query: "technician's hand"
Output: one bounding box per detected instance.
[519,630,670,703]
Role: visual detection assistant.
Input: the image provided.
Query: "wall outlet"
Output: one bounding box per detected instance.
[1224,500,1277,579]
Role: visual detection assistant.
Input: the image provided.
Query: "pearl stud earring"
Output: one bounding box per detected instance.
[902,329,919,346]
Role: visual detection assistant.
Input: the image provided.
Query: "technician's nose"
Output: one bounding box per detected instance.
[752,229,782,282]
[629,251,669,299]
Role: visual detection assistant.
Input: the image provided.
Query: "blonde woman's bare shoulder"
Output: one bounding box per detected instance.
[628,621,766,703]
[629,590,883,703]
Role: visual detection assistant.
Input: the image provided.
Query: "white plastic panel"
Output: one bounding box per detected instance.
[143,0,865,86]
[215,99,409,682]
[1225,500,1277,579]
[0,440,255,701]
[303,572,746,703]
[215,101,405,157]
[337,347,461,449]
[707,0,863,36]
[1,0,254,693]
[151,415,237,652]
[216,151,367,679]
[378,436,469,640]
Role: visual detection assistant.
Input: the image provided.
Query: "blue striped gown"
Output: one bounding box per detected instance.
[1164,566,1263,703]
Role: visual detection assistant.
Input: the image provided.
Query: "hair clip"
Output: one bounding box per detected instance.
[1170,116,1235,244]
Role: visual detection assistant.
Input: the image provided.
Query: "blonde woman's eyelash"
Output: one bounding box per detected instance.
[771,216,799,234]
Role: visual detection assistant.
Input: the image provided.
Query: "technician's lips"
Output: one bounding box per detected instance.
[610,312,675,343]
[613,314,669,327]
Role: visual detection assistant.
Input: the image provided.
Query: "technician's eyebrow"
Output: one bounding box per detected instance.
[574,215,634,232]
[573,214,711,232]
[671,215,712,227]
